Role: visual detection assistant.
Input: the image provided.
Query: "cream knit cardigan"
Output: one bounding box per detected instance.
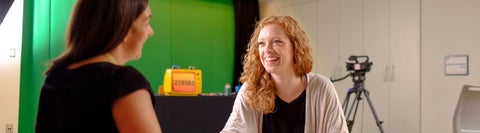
[221,73,349,133]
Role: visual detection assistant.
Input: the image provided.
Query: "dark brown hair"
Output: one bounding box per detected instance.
[46,0,149,74]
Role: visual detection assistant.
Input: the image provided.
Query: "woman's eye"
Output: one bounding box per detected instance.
[273,40,281,45]
[258,42,265,46]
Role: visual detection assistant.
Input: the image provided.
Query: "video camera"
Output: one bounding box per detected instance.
[331,55,373,83]
[346,55,373,72]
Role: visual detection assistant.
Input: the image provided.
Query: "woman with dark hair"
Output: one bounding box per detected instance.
[221,15,348,133]
[35,0,162,132]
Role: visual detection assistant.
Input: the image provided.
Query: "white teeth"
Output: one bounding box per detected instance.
[265,58,279,61]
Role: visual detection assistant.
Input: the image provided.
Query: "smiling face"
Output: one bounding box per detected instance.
[122,5,154,61]
[258,24,295,75]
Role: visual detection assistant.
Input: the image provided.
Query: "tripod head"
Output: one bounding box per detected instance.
[331,55,373,84]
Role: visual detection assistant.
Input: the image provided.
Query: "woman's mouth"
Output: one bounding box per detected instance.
[264,57,279,64]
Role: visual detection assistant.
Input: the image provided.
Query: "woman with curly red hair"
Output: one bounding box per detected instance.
[222,15,348,133]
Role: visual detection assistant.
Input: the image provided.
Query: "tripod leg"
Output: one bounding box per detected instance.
[344,90,362,133]
[363,89,385,133]
[342,88,353,115]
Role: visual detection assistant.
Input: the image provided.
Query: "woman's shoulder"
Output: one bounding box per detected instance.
[74,62,141,79]
[78,63,150,94]
[306,73,336,93]
[46,62,116,82]
[111,65,142,76]
[110,65,148,86]
[306,73,331,83]
[109,65,153,102]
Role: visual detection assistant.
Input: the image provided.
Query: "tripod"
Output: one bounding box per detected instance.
[333,72,384,133]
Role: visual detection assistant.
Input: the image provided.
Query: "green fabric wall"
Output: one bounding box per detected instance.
[132,0,235,94]
[19,0,234,132]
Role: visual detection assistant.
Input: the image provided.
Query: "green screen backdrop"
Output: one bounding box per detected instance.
[19,0,234,132]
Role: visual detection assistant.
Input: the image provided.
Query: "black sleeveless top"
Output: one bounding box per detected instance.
[262,90,306,133]
[36,62,155,133]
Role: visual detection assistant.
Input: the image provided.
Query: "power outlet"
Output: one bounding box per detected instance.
[6,124,13,133]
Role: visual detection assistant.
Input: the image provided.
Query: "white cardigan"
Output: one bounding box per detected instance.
[221,73,349,133]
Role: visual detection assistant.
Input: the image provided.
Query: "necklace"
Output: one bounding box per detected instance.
[104,53,117,65]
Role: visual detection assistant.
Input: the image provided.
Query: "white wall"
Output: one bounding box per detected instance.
[0,0,23,133]
[421,0,480,132]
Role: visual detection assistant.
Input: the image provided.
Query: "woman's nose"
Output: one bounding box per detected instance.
[265,43,273,53]
[148,26,154,37]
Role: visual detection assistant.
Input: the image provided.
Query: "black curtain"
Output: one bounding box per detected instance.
[232,0,259,91]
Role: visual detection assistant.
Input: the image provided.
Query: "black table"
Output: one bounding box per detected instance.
[154,95,236,133]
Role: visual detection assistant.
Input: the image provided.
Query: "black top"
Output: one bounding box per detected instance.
[262,90,306,133]
[36,62,155,133]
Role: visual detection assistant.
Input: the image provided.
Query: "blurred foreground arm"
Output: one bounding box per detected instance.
[113,89,162,133]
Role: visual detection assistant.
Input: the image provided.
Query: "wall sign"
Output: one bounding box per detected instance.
[445,55,469,76]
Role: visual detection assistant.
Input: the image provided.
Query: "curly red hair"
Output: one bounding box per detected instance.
[240,15,312,113]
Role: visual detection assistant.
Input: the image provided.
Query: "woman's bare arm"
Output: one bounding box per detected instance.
[113,89,162,133]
